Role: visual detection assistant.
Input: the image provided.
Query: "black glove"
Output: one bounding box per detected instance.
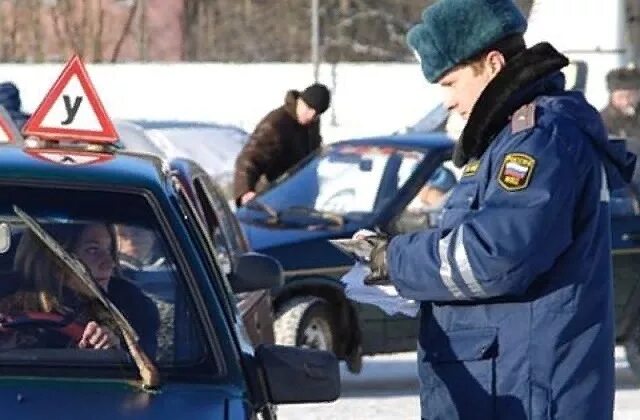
[363,233,390,285]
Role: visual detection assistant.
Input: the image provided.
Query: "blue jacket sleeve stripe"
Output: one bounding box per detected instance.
[600,166,610,202]
[438,229,467,299]
[453,225,487,298]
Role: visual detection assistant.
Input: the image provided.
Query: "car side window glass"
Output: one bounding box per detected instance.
[392,160,460,234]
[174,180,238,322]
[193,178,234,275]
[0,186,210,369]
[202,177,247,253]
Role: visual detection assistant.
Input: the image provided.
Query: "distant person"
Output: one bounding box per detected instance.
[0,82,31,130]
[601,68,640,187]
[600,67,640,141]
[234,83,331,206]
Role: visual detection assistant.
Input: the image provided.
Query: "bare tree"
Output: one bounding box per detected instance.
[111,0,139,62]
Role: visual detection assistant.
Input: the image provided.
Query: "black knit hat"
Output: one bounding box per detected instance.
[607,68,640,91]
[300,83,331,114]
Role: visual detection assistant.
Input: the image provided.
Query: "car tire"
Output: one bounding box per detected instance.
[274,296,335,352]
[625,318,640,383]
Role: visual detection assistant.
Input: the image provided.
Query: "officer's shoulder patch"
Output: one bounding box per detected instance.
[462,159,480,177]
[497,153,536,191]
[511,103,536,134]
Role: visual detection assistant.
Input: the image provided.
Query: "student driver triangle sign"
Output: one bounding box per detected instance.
[22,55,118,143]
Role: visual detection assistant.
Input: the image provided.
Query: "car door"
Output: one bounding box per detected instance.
[609,186,640,339]
[191,174,275,345]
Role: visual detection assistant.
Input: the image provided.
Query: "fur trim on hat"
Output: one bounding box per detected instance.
[408,0,527,82]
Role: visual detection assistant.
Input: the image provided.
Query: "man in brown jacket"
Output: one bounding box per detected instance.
[234,83,331,206]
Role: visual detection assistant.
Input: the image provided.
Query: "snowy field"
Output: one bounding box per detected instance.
[0,62,443,145]
[280,347,640,419]
[0,60,611,147]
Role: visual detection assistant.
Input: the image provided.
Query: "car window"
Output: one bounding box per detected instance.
[193,177,236,275]
[202,176,249,253]
[610,186,640,217]
[0,185,209,370]
[114,121,165,157]
[392,160,460,234]
[174,180,238,323]
[257,145,426,221]
[145,127,246,176]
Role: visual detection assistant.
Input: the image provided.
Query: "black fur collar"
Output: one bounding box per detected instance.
[453,43,569,167]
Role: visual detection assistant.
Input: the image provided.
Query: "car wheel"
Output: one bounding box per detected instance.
[274,296,335,352]
[625,318,640,383]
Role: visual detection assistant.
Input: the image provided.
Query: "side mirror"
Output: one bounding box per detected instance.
[256,344,340,404]
[230,252,284,293]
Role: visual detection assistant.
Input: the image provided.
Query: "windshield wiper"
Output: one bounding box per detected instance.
[282,206,345,227]
[244,199,279,223]
[13,206,160,391]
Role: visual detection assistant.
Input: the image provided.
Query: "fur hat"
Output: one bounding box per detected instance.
[606,68,640,91]
[407,0,528,83]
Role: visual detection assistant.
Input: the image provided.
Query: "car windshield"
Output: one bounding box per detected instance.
[254,144,426,220]
[144,126,247,176]
[114,121,165,157]
[0,185,209,371]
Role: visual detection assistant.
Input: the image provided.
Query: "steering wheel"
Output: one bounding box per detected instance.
[0,311,85,345]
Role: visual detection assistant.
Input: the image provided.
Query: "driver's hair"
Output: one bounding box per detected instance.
[12,223,118,313]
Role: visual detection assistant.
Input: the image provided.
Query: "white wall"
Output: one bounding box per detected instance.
[0,62,442,143]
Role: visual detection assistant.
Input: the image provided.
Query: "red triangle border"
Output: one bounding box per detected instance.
[22,55,118,143]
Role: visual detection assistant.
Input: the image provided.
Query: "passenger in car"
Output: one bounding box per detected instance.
[115,224,166,271]
[0,223,159,356]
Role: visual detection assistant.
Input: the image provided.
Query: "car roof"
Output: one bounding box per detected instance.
[333,132,455,152]
[130,119,247,134]
[0,145,168,192]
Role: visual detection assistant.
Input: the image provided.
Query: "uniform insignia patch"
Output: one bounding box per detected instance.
[498,153,536,191]
[462,160,480,177]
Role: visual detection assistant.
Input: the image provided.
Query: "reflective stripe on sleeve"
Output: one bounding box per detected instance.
[438,230,466,299]
[453,226,487,297]
[600,165,610,203]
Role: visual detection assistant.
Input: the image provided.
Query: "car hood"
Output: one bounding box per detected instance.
[0,378,247,419]
[240,219,357,252]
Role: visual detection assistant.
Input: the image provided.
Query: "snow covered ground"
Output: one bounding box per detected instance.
[279,347,640,419]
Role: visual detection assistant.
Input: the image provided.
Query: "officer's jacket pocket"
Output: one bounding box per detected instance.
[423,327,498,363]
[421,328,498,420]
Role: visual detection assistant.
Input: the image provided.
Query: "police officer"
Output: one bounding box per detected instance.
[600,67,640,141]
[363,1,636,418]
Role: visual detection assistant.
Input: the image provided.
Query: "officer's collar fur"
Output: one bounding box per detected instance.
[453,43,569,167]
[284,90,301,119]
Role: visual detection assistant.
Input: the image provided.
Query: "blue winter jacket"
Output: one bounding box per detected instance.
[387,72,634,419]
[0,82,30,129]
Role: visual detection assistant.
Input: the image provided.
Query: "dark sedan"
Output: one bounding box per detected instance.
[237,133,640,380]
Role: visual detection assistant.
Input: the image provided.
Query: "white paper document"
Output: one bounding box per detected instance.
[340,263,420,318]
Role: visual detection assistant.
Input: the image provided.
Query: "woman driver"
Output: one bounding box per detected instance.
[0,223,159,356]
